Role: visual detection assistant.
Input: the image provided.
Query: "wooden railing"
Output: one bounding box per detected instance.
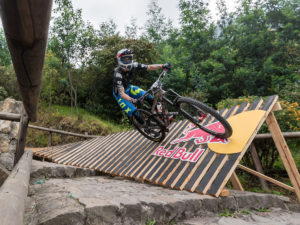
[28,125,98,146]
[0,111,28,166]
[27,123,300,147]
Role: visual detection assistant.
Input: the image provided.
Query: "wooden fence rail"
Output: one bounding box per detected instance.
[27,124,300,145]
[0,112,21,122]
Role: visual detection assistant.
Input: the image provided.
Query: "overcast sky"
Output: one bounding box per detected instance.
[0,0,238,34]
[71,0,238,34]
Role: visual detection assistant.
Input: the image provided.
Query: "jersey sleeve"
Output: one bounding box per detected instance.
[133,62,148,71]
[114,72,123,88]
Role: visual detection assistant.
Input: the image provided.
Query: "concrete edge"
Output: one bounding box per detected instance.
[0,151,32,225]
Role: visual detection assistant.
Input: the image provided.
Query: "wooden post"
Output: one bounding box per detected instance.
[14,106,29,166]
[230,172,244,191]
[266,112,300,202]
[250,143,270,191]
[48,131,53,146]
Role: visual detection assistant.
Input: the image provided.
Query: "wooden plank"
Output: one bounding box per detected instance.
[125,121,182,177]
[112,138,153,175]
[74,132,130,168]
[250,143,270,191]
[104,133,148,174]
[152,141,192,184]
[164,107,232,188]
[190,152,217,192]
[81,133,128,168]
[156,112,217,186]
[53,136,103,163]
[234,102,250,114]
[94,131,140,172]
[261,95,278,111]
[207,98,266,196]
[143,120,192,181]
[119,140,156,176]
[132,120,189,179]
[184,150,215,191]
[135,120,189,179]
[211,96,278,197]
[266,112,300,202]
[188,105,241,192]
[72,132,124,167]
[237,164,295,192]
[196,154,228,194]
[230,172,244,191]
[42,142,84,160]
[32,141,82,156]
[161,142,195,186]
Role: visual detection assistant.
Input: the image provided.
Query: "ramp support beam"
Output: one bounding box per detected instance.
[266,111,300,202]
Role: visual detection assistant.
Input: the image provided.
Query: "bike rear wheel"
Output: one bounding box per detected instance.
[131,109,166,142]
[176,97,232,138]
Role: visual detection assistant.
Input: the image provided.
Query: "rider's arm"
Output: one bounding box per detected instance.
[119,86,134,102]
[147,64,164,71]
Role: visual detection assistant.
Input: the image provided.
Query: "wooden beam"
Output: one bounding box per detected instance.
[0,112,21,122]
[230,172,244,191]
[28,125,99,138]
[14,106,29,166]
[272,101,282,111]
[237,164,295,192]
[266,112,300,202]
[0,163,10,186]
[220,189,230,197]
[250,143,270,191]
[255,132,300,139]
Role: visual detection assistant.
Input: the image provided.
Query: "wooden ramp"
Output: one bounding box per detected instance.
[32,95,292,197]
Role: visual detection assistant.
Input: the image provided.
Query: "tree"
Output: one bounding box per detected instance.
[124,18,140,39]
[48,0,95,114]
[97,19,119,39]
[0,28,11,66]
[143,0,173,44]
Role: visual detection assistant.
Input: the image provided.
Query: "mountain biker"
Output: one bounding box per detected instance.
[113,48,171,124]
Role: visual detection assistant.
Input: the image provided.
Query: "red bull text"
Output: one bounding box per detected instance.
[152,146,205,163]
[170,122,230,145]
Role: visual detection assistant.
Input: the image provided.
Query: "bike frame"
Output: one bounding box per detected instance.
[140,69,181,129]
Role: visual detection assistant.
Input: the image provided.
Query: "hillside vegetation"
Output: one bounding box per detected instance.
[26,104,130,147]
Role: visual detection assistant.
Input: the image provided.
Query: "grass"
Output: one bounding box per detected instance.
[42,103,129,133]
[26,103,131,147]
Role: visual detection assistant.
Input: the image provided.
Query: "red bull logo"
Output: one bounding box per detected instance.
[152,146,205,163]
[171,122,230,145]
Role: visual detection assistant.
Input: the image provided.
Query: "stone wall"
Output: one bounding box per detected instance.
[0,98,23,170]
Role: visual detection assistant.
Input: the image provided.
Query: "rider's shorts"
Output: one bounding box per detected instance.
[113,85,146,117]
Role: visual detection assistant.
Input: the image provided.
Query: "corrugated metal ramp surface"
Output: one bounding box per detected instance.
[33,96,278,197]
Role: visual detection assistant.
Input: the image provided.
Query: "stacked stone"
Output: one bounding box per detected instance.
[0,98,22,170]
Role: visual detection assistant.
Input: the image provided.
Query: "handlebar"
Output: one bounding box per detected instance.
[137,68,169,103]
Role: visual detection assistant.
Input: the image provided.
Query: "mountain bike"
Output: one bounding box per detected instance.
[131,68,233,142]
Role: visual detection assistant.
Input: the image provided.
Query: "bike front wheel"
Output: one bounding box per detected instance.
[176,97,232,139]
[131,109,166,142]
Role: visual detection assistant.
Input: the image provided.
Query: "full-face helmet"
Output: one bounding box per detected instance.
[116,49,134,70]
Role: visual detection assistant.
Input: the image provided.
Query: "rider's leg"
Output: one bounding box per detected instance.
[113,91,136,118]
[128,85,154,107]
[132,110,144,124]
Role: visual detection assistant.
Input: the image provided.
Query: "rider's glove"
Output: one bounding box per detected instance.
[161,63,171,70]
[131,98,140,105]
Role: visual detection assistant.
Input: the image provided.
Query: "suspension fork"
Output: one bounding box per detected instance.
[151,90,169,129]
